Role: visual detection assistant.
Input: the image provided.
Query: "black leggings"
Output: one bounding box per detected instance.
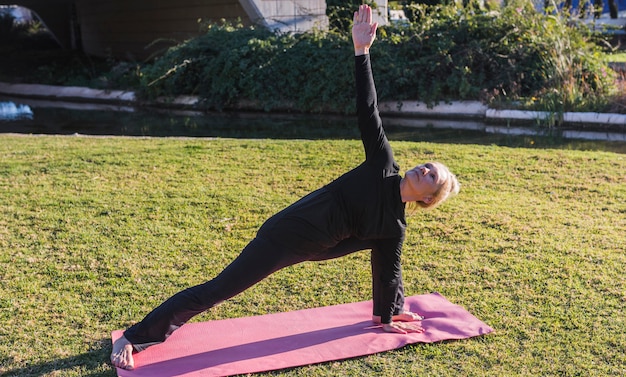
[124,236,404,351]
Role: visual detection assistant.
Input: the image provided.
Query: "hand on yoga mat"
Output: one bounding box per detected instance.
[383,321,425,334]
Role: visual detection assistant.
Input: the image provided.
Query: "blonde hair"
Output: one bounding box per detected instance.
[408,162,460,211]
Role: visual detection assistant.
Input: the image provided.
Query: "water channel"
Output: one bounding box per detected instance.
[1,97,625,154]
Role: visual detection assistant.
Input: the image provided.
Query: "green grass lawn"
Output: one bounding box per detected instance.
[0,134,624,376]
[606,51,626,63]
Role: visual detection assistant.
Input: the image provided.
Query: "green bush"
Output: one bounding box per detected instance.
[326,0,362,32]
[135,0,617,115]
[139,22,355,113]
[377,0,617,112]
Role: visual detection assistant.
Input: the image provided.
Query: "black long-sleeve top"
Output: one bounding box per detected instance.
[257,54,406,324]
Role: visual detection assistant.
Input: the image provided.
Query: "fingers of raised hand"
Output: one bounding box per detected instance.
[354,4,372,25]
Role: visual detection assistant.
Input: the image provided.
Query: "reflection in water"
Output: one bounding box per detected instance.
[0,99,625,154]
[0,101,33,120]
[384,117,626,153]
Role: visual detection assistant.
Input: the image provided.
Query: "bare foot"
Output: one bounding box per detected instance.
[111,335,135,370]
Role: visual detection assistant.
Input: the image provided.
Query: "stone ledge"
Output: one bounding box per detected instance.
[379,101,488,119]
[0,82,135,103]
[1,81,625,129]
[486,109,626,126]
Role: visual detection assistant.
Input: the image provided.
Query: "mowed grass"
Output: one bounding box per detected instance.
[0,134,624,377]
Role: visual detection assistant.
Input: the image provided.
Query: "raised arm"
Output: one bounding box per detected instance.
[353,5,393,165]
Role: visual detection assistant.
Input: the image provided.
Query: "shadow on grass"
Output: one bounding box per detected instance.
[2,339,116,377]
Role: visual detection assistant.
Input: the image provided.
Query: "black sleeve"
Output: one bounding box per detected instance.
[370,237,404,324]
[355,54,394,166]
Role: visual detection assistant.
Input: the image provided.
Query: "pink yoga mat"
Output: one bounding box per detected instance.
[112,292,493,376]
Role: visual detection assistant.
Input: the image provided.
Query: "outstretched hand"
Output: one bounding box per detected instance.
[352,4,378,56]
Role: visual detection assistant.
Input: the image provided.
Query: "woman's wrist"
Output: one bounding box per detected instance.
[354,46,369,56]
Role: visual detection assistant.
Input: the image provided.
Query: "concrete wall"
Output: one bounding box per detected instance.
[4,0,376,60]
[239,0,328,32]
[75,0,250,60]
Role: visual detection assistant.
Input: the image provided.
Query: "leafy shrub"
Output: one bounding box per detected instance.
[376,0,616,112]
[136,0,618,115]
[139,22,355,113]
[326,0,362,32]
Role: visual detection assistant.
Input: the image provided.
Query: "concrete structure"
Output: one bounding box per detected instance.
[3,81,626,132]
[1,0,358,60]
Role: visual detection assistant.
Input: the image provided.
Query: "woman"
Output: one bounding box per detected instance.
[111,5,459,370]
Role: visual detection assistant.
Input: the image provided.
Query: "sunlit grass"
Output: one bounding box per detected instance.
[0,135,624,376]
[606,51,626,63]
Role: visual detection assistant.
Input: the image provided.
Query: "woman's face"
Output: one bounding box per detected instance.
[400,162,448,204]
